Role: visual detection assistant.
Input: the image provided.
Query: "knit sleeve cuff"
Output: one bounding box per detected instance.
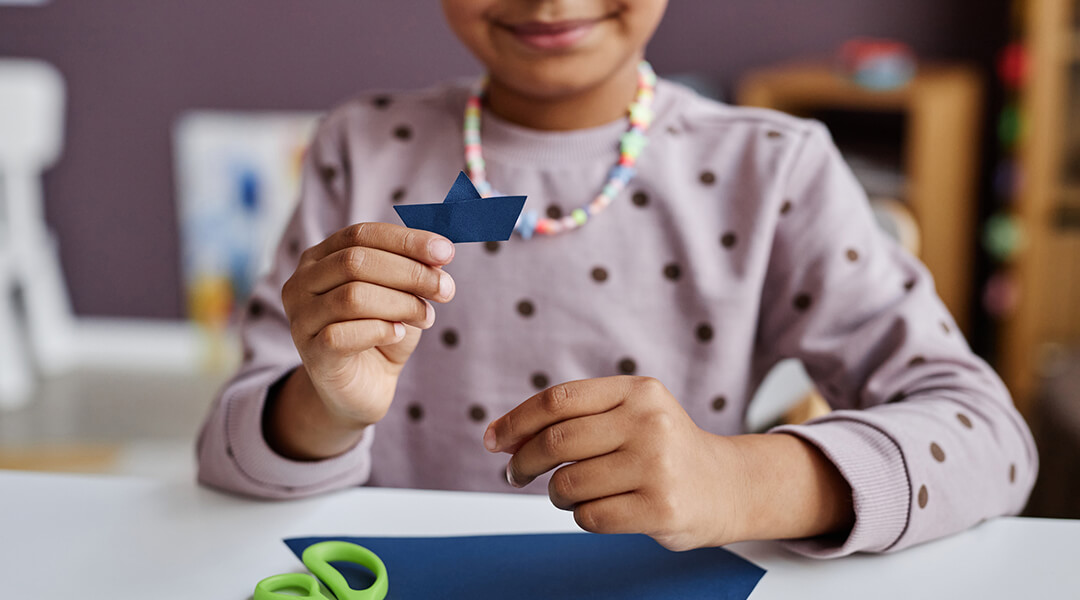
[770,417,910,557]
[217,366,374,497]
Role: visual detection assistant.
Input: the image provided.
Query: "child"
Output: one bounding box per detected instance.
[197,0,1037,557]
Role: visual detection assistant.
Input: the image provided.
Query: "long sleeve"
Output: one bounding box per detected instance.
[196,113,375,499]
[757,122,1038,556]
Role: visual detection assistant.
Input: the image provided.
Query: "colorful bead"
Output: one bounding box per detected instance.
[620,130,647,155]
[629,103,652,127]
[464,61,656,238]
[609,165,635,184]
[517,210,539,239]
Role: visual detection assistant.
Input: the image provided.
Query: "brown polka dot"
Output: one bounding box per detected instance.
[930,442,946,462]
[917,485,929,508]
[886,391,906,404]
[484,240,501,254]
[531,372,549,390]
[373,95,392,109]
[957,412,974,429]
[780,200,793,215]
[591,267,609,283]
[720,232,737,249]
[243,347,255,363]
[908,356,926,367]
[1009,463,1017,483]
[407,403,423,422]
[699,170,716,185]
[667,125,679,135]
[393,125,412,140]
[468,404,487,422]
[546,205,563,220]
[696,323,714,343]
[391,187,406,203]
[248,301,264,318]
[941,321,951,334]
[441,329,459,348]
[793,293,812,311]
[904,279,916,292]
[663,263,681,281]
[766,130,783,139]
[712,396,727,412]
[516,300,535,317]
[618,358,637,375]
[846,248,859,262]
[319,166,337,183]
[225,445,235,457]
[632,191,649,207]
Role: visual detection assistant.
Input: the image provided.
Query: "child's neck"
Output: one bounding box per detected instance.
[485,59,641,131]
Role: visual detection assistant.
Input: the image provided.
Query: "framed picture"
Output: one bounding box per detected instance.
[173,111,319,329]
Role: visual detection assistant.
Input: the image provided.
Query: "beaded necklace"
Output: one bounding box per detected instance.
[463,60,656,239]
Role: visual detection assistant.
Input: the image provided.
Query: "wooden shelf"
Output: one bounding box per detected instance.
[998,0,1080,412]
[738,62,983,333]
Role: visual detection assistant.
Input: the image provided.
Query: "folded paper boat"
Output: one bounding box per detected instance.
[393,172,527,243]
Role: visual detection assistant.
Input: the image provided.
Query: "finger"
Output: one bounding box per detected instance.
[302,246,455,302]
[374,323,424,365]
[573,492,653,536]
[294,281,433,338]
[506,411,625,488]
[485,377,635,454]
[547,451,641,510]
[303,222,454,267]
[306,319,407,358]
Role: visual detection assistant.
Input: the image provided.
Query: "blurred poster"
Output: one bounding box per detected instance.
[173,111,319,329]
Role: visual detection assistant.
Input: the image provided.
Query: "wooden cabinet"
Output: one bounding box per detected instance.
[997,0,1080,411]
[737,63,982,334]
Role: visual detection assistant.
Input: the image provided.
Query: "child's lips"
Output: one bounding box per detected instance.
[501,18,601,51]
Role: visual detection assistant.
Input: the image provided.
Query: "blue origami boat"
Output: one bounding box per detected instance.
[393,172,527,243]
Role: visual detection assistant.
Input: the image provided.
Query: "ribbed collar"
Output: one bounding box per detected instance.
[470,79,678,168]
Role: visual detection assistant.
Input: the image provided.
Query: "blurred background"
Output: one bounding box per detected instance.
[0,1,1076,516]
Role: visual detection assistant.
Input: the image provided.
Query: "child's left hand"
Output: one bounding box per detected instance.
[483,376,743,551]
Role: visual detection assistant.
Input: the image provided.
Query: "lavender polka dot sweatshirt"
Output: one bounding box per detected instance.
[196,79,1037,557]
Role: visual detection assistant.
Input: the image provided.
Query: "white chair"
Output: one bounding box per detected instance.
[0,58,75,409]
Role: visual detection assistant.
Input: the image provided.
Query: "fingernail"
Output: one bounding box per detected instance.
[393,322,405,339]
[438,272,454,300]
[483,427,497,452]
[505,463,519,488]
[430,238,453,262]
[424,303,436,328]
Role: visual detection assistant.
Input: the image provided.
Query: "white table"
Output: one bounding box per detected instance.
[0,470,1076,599]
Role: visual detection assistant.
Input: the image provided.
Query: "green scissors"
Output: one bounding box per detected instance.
[254,540,388,600]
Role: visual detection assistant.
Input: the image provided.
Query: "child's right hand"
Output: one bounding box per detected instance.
[280,222,456,431]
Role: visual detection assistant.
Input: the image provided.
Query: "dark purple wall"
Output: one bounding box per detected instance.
[0,0,1005,318]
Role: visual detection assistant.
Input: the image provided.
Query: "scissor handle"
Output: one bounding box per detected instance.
[253,572,328,600]
[303,541,389,600]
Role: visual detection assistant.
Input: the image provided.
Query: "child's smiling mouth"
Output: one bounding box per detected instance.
[496,14,616,52]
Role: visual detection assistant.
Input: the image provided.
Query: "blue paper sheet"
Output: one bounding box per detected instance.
[285,533,765,599]
[393,172,526,243]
